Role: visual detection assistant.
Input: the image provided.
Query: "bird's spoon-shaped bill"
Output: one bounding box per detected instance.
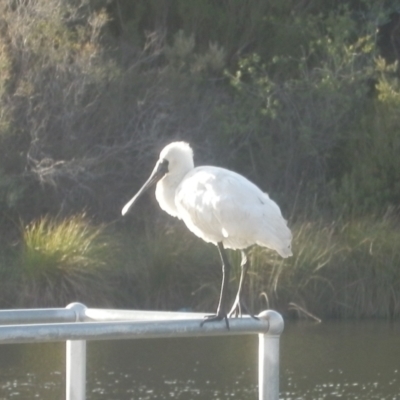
[121,159,168,216]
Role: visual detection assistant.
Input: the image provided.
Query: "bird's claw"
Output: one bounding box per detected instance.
[200,311,230,330]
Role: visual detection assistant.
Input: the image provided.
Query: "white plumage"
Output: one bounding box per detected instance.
[122,141,292,328]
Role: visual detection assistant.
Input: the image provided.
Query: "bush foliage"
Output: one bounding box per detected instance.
[0,0,400,317]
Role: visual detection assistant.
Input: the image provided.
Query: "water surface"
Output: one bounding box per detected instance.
[0,320,399,399]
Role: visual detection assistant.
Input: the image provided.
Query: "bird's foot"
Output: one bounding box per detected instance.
[228,298,259,320]
[200,311,229,330]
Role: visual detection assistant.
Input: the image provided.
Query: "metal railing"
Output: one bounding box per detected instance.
[0,303,284,400]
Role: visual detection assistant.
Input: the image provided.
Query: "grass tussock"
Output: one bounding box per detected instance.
[16,214,118,307]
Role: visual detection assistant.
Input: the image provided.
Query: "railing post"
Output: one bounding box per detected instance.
[258,310,284,400]
[66,303,87,400]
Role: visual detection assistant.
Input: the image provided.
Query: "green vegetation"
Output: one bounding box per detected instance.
[0,0,399,318]
[16,215,115,307]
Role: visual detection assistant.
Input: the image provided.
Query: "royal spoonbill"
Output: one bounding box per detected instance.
[122,142,292,329]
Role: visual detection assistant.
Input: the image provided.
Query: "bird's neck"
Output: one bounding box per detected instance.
[155,169,190,218]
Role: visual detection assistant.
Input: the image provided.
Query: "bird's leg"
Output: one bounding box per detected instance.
[228,251,248,318]
[201,242,231,329]
[228,251,258,320]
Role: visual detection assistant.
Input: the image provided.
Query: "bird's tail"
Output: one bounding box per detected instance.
[276,244,292,258]
[257,219,293,258]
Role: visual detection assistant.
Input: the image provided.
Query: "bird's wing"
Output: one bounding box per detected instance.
[175,167,291,254]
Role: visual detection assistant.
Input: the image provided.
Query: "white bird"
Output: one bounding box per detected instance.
[122,142,292,328]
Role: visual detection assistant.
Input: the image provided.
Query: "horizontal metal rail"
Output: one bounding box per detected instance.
[0,303,283,400]
[0,317,271,343]
[0,307,77,325]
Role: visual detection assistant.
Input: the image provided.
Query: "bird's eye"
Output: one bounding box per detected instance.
[159,159,169,174]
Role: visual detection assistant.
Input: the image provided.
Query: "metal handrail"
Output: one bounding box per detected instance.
[0,303,283,400]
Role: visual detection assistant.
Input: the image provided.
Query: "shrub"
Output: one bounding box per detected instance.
[332,59,400,215]
[222,8,377,211]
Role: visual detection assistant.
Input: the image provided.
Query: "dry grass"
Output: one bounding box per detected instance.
[234,216,400,320]
[115,220,220,311]
[111,214,400,320]
[1,212,399,320]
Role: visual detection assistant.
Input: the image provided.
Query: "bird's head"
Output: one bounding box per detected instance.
[159,141,194,174]
[121,141,194,216]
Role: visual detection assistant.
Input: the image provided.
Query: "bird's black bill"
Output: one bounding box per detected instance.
[121,159,168,216]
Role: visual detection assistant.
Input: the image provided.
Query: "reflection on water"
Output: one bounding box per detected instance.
[0,320,399,399]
